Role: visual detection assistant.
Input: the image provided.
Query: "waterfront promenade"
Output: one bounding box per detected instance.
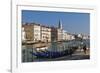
[54,48,90,61]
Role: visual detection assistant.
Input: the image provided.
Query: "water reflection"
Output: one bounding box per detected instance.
[22,39,90,62]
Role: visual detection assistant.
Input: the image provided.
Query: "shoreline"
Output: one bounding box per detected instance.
[22,39,89,45]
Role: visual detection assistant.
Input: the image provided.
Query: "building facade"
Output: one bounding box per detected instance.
[57,20,63,41]
[22,20,78,43]
[57,28,63,41]
[41,26,51,42]
[22,24,34,41]
[51,27,57,42]
[33,24,41,42]
[62,30,67,40]
[22,27,26,41]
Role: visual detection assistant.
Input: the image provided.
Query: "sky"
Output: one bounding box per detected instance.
[22,10,90,35]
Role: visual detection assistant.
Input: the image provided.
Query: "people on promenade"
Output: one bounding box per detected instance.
[83,45,87,54]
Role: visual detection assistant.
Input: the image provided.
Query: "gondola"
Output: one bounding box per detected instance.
[31,46,78,58]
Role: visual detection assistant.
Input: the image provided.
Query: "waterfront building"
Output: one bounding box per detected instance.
[62,30,68,40]
[22,20,78,43]
[22,23,51,43]
[65,33,75,40]
[71,34,75,40]
[57,28,63,41]
[33,23,41,42]
[22,23,34,41]
[57,20,63,41]
[83,35,90,39]
[22,27,26,41]
[65,32,70,40]
[77,33,90,40]
[47,27,51,42]
[41,25,51,42]
[51,27,57,42]
[58,20,63,30]
[78,34,83,38]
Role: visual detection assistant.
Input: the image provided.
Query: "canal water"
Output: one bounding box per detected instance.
[22,39,90,62]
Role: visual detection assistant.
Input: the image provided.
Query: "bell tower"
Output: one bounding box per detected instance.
[58,19,62,29]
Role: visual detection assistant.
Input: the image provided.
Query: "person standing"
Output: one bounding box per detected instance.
[83,45,87,54]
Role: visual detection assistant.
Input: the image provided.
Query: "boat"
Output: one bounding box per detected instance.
[31,46,78,58]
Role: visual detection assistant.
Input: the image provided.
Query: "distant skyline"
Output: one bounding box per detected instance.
[22,10,90,35]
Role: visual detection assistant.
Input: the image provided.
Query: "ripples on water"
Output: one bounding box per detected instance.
[22,39,90,62]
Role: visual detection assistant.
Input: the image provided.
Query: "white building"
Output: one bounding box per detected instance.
[57,28,63,41]
[57,20,63,41]
[41,26,51,42]
[33,24,41,42]
[62,30,68,40]
[65,33,75,40]
[78,34,83,38]
[71,34,75,40]
[22,27,26,41]
[83,35,89,39]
